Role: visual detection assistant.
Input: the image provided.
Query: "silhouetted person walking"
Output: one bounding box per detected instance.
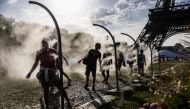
[101,50,112,84]
[25,38,71,108]
[78,43,102,91]
[52,41,72,86]
[127,54,135,75]
[117,50,126,78]
[138,49,146,76]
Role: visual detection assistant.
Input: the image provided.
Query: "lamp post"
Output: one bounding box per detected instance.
[121,33,139,74]
[29,1,66,108]
[93,24,119,91]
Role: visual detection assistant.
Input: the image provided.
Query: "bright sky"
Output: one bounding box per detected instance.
[0,0,189,46]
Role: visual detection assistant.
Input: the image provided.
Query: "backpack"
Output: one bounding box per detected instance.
[83,56,88,65]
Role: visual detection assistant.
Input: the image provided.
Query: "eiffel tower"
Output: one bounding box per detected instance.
[136,0,190,50]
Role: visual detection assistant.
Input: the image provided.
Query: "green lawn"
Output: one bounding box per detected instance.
[150,61,183,71]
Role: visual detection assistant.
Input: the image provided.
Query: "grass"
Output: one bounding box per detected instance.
[149,61,183,71]
[99,61,190,109]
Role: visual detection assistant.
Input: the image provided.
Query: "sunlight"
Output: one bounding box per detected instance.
[47,0,86,17]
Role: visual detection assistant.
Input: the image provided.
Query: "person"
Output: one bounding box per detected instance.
[52,41,71,86]
[127,54,135,75]
[117,50,126,77]
[101,50,112,84]
[78,43,102,91]
[25,38,71,108]
[138,49,146,76]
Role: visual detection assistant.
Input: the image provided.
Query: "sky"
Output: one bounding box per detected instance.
[0,0,189,46]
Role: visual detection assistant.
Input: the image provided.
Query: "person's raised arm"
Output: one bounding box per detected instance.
[62,56,69,65]
[122,53,126,67]
[25,51,40,79]
[78,54,88,64]
[53,49,69,65]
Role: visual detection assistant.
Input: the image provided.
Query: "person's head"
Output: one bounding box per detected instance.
[41,38,49,49]
[95,43,101,50]
[140,49,144,54]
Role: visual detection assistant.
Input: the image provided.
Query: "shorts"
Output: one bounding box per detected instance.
[138,64,144,71]
[36,68,59,82]
[85,65,96,77]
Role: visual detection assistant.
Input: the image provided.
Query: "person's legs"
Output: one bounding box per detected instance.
[85,67,90,88]
[92,67,96,91]
[142,64,144,75]
[101,70,106,83]
[117,62,122,77]
[139,64,143,76]
[62,71,72,85]
[138,65,141,75]
[85,74,90,88]
[41,82,49,108]
[105,70,109,84]
[129,64,133,75]
[118,65,122,78]
[54,81,71,107]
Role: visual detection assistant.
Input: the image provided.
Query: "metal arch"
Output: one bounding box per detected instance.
[157,31,189,50]
[121,33,136,44]
[29,1,65,108]
[93,23,120,91]
[121,33,140,48]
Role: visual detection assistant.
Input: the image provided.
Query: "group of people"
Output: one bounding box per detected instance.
[25,38,146,108]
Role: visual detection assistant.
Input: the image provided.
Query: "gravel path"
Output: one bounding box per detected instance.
[0,74,126,109]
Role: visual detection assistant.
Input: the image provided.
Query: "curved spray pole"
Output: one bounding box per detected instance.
[29,1,66,108]
[93,24,119,91]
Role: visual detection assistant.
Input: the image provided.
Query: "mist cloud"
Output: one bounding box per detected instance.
[0,18,95,79]
[7,0,18,4]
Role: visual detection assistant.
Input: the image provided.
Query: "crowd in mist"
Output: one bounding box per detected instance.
[0,14,152,79]
[0,14,95,78]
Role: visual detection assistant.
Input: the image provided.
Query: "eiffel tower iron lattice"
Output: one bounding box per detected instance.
[136,0,190,50]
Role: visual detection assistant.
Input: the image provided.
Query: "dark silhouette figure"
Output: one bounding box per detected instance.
[25,38,71,108]
[52,41,71,86]
[78,43,102,91]
[138,49,146,76]
[117,50,126,78]
[101,51,112,84]
[127,54,135,75]
[128,61,134,75]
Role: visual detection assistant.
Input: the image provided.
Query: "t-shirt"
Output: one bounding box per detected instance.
[117,50,126,66]
[102,51,112,65]
[138,54,145,64]
[87,49,101,66]
[37,48,57,68]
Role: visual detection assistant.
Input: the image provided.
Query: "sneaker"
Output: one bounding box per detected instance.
[92,86,95,91]
[67,103,72,109]
[102,79,106,83]
[84,84,88,89]
[105,80,108,85]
